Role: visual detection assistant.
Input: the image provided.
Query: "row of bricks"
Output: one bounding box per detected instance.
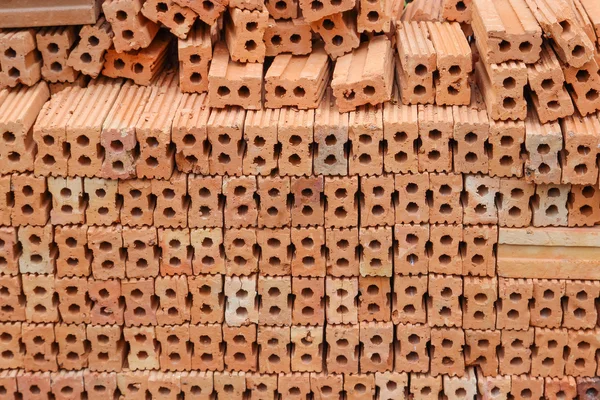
[4,76,599,184]
[1,273,598,331]
[1,172,599,229]
[1,320,599,378]
[2,367,599,400]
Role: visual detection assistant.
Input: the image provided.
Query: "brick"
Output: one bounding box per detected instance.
[291,325,324,372]
[395,173,430,224]
[22,322,57,371]
[562,53,600,117]
[290,227,325,277]
[258,276,292,326]
[452,105,489,174]
[462,225,497,276]
[311,372,343,400]
[326,277,358,324]
[178,25,213,97]
[187,175,223,228]
[325,323,359,373]
[265,18,311,57]
[180,370,213,400]
[0,227,19,276]
[225,7,268,63]
[532,183,570,227]
[427,274,463,327]
[359,227,393,277]
[278,373,311,400]
[463,277,497,330]
[290,176,324,226]
[563,280,600,330]
[257,177,290,228]
[428,223,462,275]
[324,177,358,228]
[465,329,500,376]
[344,373,375,400]
[124,326,160,370]
[394,223,429,275]
[0,322,24,369]
[214,372,246,399]
[208,42,262,109]
[16,371,51,400]
[52,371,86,400]
[471,0,542,64]
[0,176,11,227]
[566,328,600,377]
[359,321,393,372]
[278,108,314,176]
[123,226,160,278]
[115,370,148,399]
[443,368,477,399]
[190,228,225,275]
[67,77,124,177]
[122,278,158,327]
[291,277,324,325]
[441,0,471,23]
[224,228,259,276]
[141,0,196,39]
[300,0,355,22]
[418,105,454,172]
[477,374,512,399]
[155,275,190,325]
[256,228,292,276]
[36,26,78,83]
[314,90,350,175]
[348,103,384,176]
[360,175,394,227]
[18,224,55,274]
[265,45,331,109]
[244,108,280,176]
[410,373,442,400]
[189,323,224,370]
[67,17,114,79]
[55,277,91,325]
[560,112,600,185]
[310,11,360,60]
[497,278,533,330]
[326,228,359,277]
[383,89,419,173]
[54,323,88,371]
[174,0,227,25]
[358,276,390,322]
[476,58,528,121]
[257,325,290,373]
[0,370,18,399]
[530,279,565,328]
[568,184,600,227]
[85,178,121,226]
[155,324,191,371]
[396,21,436,104]
[331,36,393,112]
[87,225,125,280]
[510,375,544,399]
[48,177,86,225]
[488,119,526,178]
[576,377,600,399]
[430,327,465,377]
[545,376,577,400]
[172,93,210,173]
[391,275,427,325]
[265,0,299,19]
[22,274,58,323]
[88,278,124,326]
[357,0,394,32]
[223,324,257,371]
[224,176,258,228]
[188,274,224,324]
[148,371,181,400]
[207,106,246,175]
[224,274,258,326]
[245,372,277,400]
[375,371,408,400]
[102,0,159,53]
[497,177,534,227]
[0,275,25,322]
[463,174,499,224]
[11,172,50,227]
[0,29,42,87]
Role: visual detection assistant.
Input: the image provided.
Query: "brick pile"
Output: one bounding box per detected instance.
[1,0,600,398]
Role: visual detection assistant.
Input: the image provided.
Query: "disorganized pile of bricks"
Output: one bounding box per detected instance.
[2,0,600,398]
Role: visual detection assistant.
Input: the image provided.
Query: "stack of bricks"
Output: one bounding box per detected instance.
[1,0,600,398]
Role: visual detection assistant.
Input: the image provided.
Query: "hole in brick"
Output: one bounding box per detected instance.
[218,86,230,96]
[367,11,379,22]
[503,77,516,89]
[133,62,144,74]
[498,40,511,52]
[122,30,134,40]
[503,97,516,109]
[343,89,356,100]
[156,2,168,12]
[202,0,214,10]
[4,48,16,58]
[116,10,128,20]
[244,40,257,51]
[507,309,519,319]
[415,64,427,76]
[332,35,343,46]
[275,86,287,97]
[359,153,372,164]
[173,12,185,24]
[576,69,590,82]
[538,163,550,174]
[7,67,19,78]
[290,34,301,44]
[294,87,306,97]
[576,290,587,300]
[449,65,461,76]
[47,43,59,53]
[271,35,282,46]
[246,22,258,32]
[586,89,599,101]
[442,356,454,365]
[312,0,324,10]
[275,0,287,10]
[575,164,588,175]
[572,45,585,58]
[238,86,250,98]
[363,85,375,96]
[114,59,125,70]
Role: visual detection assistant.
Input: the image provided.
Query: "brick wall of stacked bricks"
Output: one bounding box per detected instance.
[1,0,600,398]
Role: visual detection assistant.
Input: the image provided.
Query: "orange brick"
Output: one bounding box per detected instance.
[392,275,427,325]
[465,329,500,377]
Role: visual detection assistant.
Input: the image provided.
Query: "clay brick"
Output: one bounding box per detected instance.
[348,103,384,176]
[310,11,360,60]
[115,370,148,399]
[497,278,533,330]
[326,277,358,324]
[243,108,280,176]
[463,174,499,225]
[124,326,160,370]
[0,227,19,276]
[141,0,196,39]
[360,175,394,227]
[291,277,325,325]
[88,278,124,326]
[265,18,311,57]
[410,373,442,400]
[245,372,277,400]
[0,275,25,322]
[463,277,497,330]
[568,184,600,227]
[155,324,192,371]
[148,371,181,400]
[257,177,290,228]
[102,0,159,53]
[16,371,51,400]
[11,172,50,227]
[427,274,463,327]
[560,112,600,185]
[532,330,568,379]
[208,42,262,110]
[55,323,88,370]
[300,0,355,22]
[0,322,24,369]
[155,275,190,325]
[0,176,12,227]
[178,26,213,97]
[331,36,393,112]
[443,368,477,399]
[477,373,512,399]
[87,225,125,280]
[418,105,454,172]
[22,322,57,371]
[258,276,292,326]
[123,226,160,278]
[462,225,497,276]
[477,59,528,121]
[188,274,224,324]
[359,227,393,277]
[122,278,158,327]
[18,225,55,275]
[55,277,91,325]
[36,26,78,83]
[189,323,224,370]
[51,371,86,400]
[85,178,121,226]
[359,321,393,372]
[576,377,600,399]
[357,0,394,32]
[396,21,436,104]
[452,105,489,174]
[265,45,331,109]
[0,29,42,87]
[187,175,223,228]
[532,183,570,227]
[441,0,471,23]
[393,223,429,275]
[530,279,565,328]
[290,176,324,227]
[278,107,314,176]
[223,324,257,371]
[325,323,359,373]
[383,90,419,173]
[395,173,430,224]
[430,327,465,377]
[174,0,227,25]
[223,176,258,228]
[47,177,86,225]
[190,228,225,275]
[67,77,124,178]
[358,276,390,322]
[428,223,463,275]
[213,372,246,399]
[290,227,325,277]
[291,325,324,372]
[257,325,291,373]
[224,274,258,326]
[471,0,542,64]
[391,275,427,325]
[313,89,349,175]
[326,227,359,277]
[265,0,299,19]
[344,373,375,400]
[224,228,259,276]
[564,55,600,117]
[257,228,292,276]
[172,93,210,173]
[563,280,600,330]
[497,177,534,227]
[225,7,268,63]
[311,372,344,400]
[279,372,311,400]
[324,176,358,228]
[376,371,408,400]
[67,17,114,79]
[207,106,246,175]
[544,376,577,400]
[565,328,600,377]
[465,329,500,376]
[180,370,213,400]
[488,119,526,178]
[22,274,58,323]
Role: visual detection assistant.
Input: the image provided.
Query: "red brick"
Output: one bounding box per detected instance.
[102,0,159,53]
[429,172,462,224]
[392,275,427,325]
[563,280,600,330]
[395,323,430,373]
[0,371,18,399]
[224,176,258,228]
[348,104,384,176]
[88,278,124,326]
[383,90,419,173]
[359,321,393,372]
[291,277,324,325]
[359,227,393,277]
[325,323,359,374]
[180,370,213,400]
[189,323,224,371]
[497,177,535,227]
[310,11,360,59]
[257,228,292,276]
[87,225,125,280]
[224,228,259,276]
[344,373,375,400]
[246,372,278,400]
[188,274,224,324]
[16,371,51,400]
[0,322,24,369]
[122,226,159,278]
[257,325,291,373]
[410,373,442,400]
[488,119,526,178]
[54,225,91,278]
[326,228,359,277]
[524,111,563,184]
[358,276,390,322]
[187,175,223,228]
[394,173,430,225]
[244,108,279,176]
[257,176,291,229]
[568,184,600,227]
[314,89,349,175]
[290,176,324,227]
[0,275,25,322]
[224,275,258,326]
[311,372,344,400]
[565,328,600,377]
[463,277,497,330]
[56,277,91,325]
[155,275,190,325]
[22,322,57,372]
[430,327,465,377]
[324,176,359,228]
[148,371,181,400]
[115,370,149,400]
[18,225,55,275]
[190,228,225,275]
[223,324,258,372]
[22,274,58,323]
[497,278,533,330]
[465,329,500,377]
[375,371,408,400]
[428,223,462,275]
[291,325,324,372]
[510,374,544,400]
[213,372,246,399]
[172,93,210,172]
[122,278,158,327]
[462,225,497,276]
[158,228,193,276]
[530,279,565,328]
[152,173,189,228]
[119,179,155,227]
[156,324,192,371]
[326,277,358,325]
[544,376,577,400]
[427,274,462,327]
[11,173,50,227]
[499,329,534,375]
